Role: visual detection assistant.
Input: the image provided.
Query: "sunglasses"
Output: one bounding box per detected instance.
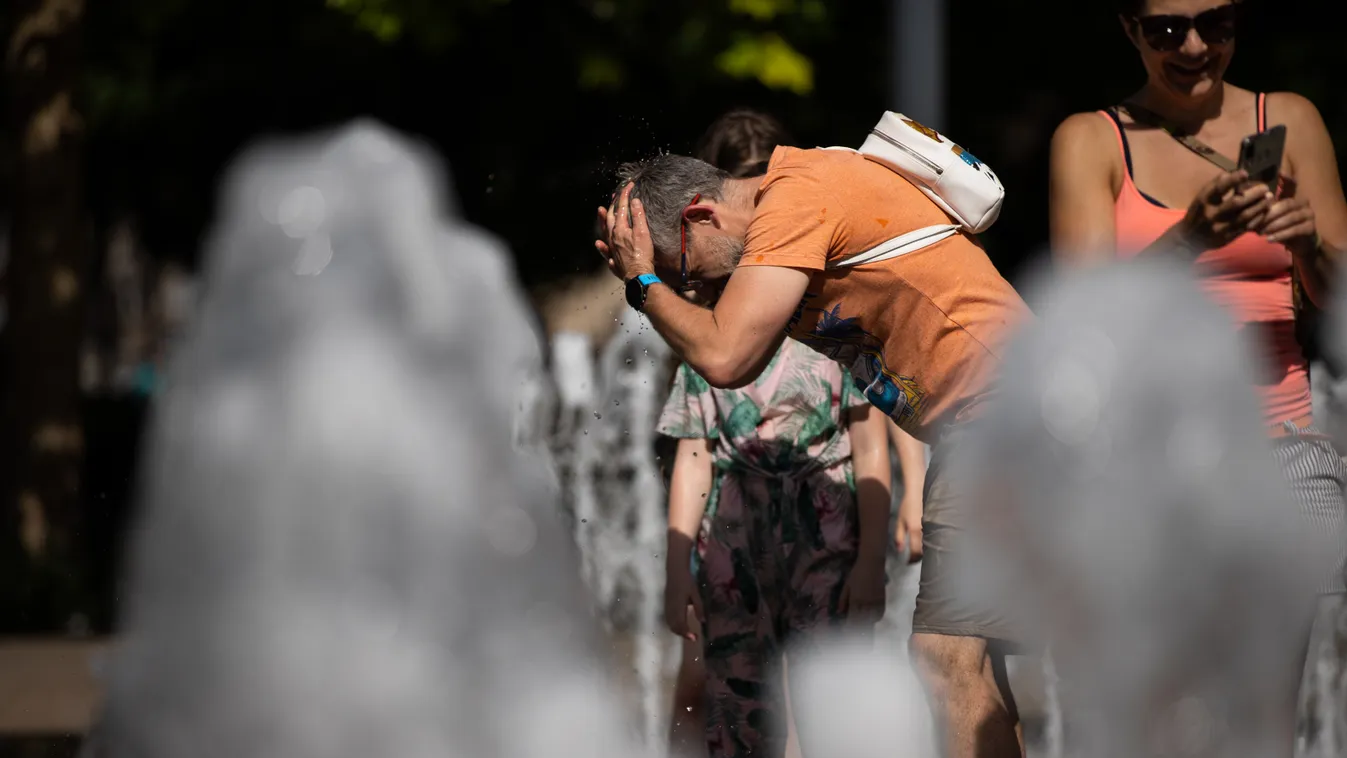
[1134,4,1239,52]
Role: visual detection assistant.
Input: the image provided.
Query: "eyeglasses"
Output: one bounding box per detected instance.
[678,193,702,292]
[1134,4,1239,52]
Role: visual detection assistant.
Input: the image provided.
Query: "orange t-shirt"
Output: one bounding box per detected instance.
[736,146,1031,443]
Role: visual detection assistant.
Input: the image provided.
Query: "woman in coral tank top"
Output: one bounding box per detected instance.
[1049,0,1347,752]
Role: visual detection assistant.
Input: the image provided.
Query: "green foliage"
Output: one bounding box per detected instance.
[326,0,404,42]
[579,52,625,90]
[716,32,813,94]
[322,0,828,94]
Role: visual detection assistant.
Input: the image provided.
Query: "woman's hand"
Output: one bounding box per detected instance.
[1177,170,1275,250]
[1256,195,1318,257]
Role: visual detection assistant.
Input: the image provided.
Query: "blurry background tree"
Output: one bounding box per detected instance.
[0,0,1342,633]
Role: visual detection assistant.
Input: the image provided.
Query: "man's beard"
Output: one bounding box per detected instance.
[711,236,745,276]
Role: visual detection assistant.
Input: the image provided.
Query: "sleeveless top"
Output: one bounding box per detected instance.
[1097,93,1312,428]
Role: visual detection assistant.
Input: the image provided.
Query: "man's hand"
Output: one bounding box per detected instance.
[894,494,924,563]
[595,183,656,281]
[838,559,886,624]
[664,563,704,641]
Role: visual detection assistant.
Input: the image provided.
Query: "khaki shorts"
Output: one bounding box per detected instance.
[910,424,1023,643]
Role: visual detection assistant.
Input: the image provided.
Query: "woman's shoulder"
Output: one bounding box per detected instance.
[1264,91,1327,126]
[1052,110,1120,151]
[1050,111,1124,178]
[1045,110,1120,154]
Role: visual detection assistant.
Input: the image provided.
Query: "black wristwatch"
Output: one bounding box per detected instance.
[625,273,661,312]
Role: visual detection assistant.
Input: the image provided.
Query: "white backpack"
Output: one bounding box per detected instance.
[824,112,1004,269]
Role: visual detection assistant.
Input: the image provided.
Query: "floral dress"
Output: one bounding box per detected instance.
[658,337,868,758]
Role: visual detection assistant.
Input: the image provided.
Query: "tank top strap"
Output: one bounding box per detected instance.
[1096,108,1134,176]
[1257,92,1267,133]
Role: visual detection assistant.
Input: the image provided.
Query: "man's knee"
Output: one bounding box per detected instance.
[909,632,988,695]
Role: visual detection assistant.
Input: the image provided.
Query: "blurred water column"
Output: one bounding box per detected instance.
[892,0,945,128]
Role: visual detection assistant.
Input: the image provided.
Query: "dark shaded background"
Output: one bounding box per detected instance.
[0,0,1341,632]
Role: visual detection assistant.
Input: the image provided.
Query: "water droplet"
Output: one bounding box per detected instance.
[614,399,621,406]
[594,412,602,420]
[581,518,588,523]
[625,358,633,364]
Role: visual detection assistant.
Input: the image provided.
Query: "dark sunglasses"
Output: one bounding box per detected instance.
[1134,4,1239,52]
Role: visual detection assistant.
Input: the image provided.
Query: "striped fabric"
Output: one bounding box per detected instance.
[1273,422,1347,595]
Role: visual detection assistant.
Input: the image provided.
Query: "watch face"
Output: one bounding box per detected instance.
[625,276,646,311]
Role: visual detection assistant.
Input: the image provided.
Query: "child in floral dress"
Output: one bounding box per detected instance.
[660,332,894,757]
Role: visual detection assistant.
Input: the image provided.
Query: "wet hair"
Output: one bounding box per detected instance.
[612,156,729,261]
[693,109,795,179]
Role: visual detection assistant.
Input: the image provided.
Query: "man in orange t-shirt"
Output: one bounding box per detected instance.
[597,145,1032,758]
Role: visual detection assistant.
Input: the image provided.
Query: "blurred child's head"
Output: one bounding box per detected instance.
[693,109,795,179]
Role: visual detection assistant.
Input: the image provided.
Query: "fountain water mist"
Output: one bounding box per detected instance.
[544,310,677,747]
[960,259,1327,758]
[97,122,648,758]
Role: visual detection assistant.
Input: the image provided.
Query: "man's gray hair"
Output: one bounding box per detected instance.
[614,155,730,261]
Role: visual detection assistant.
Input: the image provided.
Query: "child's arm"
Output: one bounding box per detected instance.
[889,420,927,562]
[840,404,892,620]
[665,436,713,640]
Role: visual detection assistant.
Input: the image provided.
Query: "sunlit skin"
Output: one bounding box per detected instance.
[1050,0,1347,307]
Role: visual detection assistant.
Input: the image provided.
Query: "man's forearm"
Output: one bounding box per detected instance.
[640,283,779,388]
[641,283,723,368]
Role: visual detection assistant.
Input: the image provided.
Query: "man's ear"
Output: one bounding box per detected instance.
[684,204,718,227]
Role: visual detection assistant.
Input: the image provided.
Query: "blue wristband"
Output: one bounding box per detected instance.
[626,272,663,312]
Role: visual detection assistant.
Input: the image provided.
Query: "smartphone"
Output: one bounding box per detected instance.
[1238,124,1287,189]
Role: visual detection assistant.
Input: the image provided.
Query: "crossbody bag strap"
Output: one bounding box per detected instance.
[826,224,959,269]
[1120,101,1240,172]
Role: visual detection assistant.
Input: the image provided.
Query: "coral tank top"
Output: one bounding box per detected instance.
[1097,94,1311,429]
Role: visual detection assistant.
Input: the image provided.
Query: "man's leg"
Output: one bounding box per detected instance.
[911,427,1023,758]
[909,633,1022,758]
